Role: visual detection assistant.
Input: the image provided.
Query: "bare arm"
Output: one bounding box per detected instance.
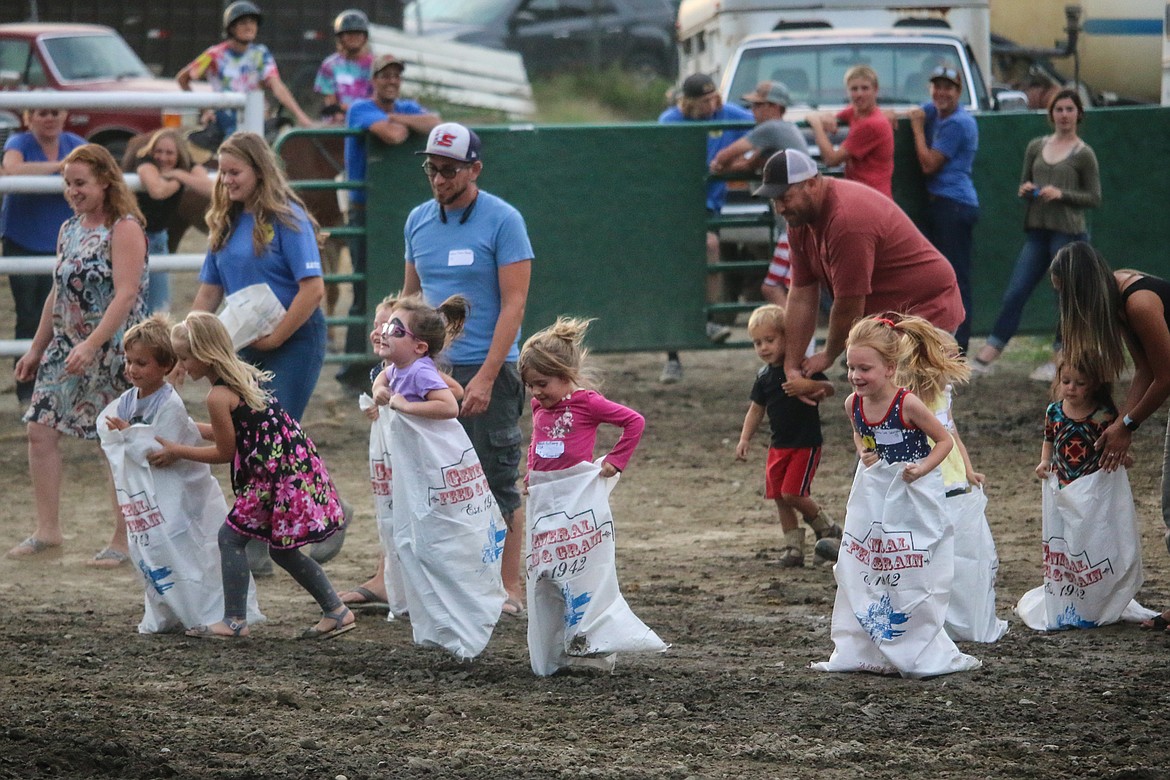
[64,219,146,376]
[808,114,849,167]
[176,66,193,91]
[908,109,946,176]
[13,285,57,383]
[402,262,421,296]
[804,294,866,377]
[1036,440,1054,478]
[151,385,237,466]
[391,386,459,419]
[264,74,314,127]
[164,165,214,198]
[735,402,766,460]
[137,161,181,201]
[783,282,819,378]
[709,137,755,174]
[190,282,225,313]
[2,148,63,176]
[461,260,531,417]
[900,393,954,482]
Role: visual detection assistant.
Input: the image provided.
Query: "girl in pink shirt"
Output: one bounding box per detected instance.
[520,317,645,482]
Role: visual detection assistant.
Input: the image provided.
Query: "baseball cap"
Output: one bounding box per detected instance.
[742,80,791,107]
[681,73,717,99]
[372,53,405,75]
[416,122,481,163]
[929,65,962,88]
[753,149,819,198]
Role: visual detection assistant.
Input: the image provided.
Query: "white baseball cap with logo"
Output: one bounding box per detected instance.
[417,122,481,163]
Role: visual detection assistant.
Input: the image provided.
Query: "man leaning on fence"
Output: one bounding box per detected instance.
[335,53,440,393]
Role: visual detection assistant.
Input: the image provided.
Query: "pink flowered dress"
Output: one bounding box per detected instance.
[221,383,345,549]
[24,214,148,439]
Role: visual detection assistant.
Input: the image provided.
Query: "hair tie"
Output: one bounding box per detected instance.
[875,317,897,328]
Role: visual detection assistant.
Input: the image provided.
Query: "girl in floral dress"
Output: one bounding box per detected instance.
[151,312,353,640]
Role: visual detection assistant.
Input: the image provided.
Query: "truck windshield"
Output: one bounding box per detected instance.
[403,0,509,27]
[41,34,151,82]
[729,42,969,109]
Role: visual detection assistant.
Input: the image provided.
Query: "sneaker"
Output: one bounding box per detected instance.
[706,322,733,343]
[1029,361,1057,382]
[659,358,683,384]
[813,537,840,564]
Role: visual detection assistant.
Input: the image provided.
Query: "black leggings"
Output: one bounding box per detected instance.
[218,523,342,621]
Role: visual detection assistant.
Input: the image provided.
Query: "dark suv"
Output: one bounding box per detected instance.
[403,0,679,78]
[0,23,190,154]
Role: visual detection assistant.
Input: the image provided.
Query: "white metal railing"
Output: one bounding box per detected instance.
[0,90,263,135]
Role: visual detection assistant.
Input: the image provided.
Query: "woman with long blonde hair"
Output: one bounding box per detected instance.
[8,143,149,565]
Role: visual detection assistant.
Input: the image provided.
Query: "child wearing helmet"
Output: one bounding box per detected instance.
[177,1,314,138]
[315,9,374,122]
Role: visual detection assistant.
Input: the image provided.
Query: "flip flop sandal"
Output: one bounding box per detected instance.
[7,536,61,559]
[1142,613,1170,631]
[341,586,389,612]
[87,547,129,568]
[298,606,357,640]
[502,597,527,618]
[185,620,249,640]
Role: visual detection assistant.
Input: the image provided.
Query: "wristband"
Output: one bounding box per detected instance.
[1123,414,1140,432]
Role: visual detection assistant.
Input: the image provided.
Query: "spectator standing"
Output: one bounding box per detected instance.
[708,80,808,308]
[177,1,313,141]
[7,144,148,563]
[1,108,86,404]
[806,65,895,199]
[132,129,214,313]
[403,123,533,614]
[314,9,374,122]
[973,89,1100,379]
[754,149,963,387]
[335,53,441,392]
[908,65,980,354]
[657,73,753,383]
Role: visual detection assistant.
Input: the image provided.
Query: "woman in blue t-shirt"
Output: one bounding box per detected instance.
[188,131,326,421]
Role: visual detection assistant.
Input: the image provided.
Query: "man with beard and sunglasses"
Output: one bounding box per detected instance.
[404,123,533,618]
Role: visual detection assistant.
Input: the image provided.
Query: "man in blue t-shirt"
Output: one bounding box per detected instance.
[909,65,980,354]
[656,73,753,383]
[405,122,533,617]
[336,53,441,390]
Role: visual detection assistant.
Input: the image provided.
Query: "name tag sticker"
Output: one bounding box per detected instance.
[874,428,904,446]
[448,249,474,267]
[535,441,565,460]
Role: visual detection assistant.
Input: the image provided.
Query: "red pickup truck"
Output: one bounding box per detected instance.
[0,22,191,156]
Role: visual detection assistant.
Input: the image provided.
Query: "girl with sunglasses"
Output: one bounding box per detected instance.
[370,293,468,416]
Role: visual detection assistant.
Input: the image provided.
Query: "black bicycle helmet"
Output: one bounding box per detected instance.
[333,9,370,36]
[224,1,263,35]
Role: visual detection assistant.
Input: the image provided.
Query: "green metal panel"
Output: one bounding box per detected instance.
[364,107,1170,353]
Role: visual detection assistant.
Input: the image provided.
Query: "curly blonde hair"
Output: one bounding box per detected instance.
[62,144,145,228]
[172,312,272,410]
[848,313,966,404]
[206,132,320,256]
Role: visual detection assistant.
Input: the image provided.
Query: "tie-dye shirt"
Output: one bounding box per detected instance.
[314,52,374,109]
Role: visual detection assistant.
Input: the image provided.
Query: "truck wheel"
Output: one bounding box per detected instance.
[90,133,133,164]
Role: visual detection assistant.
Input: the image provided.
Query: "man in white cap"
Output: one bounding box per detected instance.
[754,148,964,386]
[336,53,442,392]
[405,122,533,616]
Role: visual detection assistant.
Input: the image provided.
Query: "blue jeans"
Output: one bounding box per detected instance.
[925,196,979,353]
[3,237,54,402]
[986,229,1086,351]
[240,309,326,422]
[146,230,170,313]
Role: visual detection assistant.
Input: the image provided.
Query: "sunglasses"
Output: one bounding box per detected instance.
[381,317,418,340]
[421,161,468,180]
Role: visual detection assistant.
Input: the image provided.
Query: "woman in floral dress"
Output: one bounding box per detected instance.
[8,144,148,565]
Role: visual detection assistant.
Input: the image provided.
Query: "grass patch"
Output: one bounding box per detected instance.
[530,67,673,124]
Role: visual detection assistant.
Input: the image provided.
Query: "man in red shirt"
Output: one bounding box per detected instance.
[754,149,964,382]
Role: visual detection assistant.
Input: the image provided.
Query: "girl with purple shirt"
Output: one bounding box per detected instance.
[371,293,468,418]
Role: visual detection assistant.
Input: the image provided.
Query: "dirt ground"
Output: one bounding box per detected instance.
[2,259,1170,779]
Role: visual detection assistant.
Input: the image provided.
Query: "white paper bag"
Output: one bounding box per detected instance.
[358,393,409,619]
[813,460,981,678]
[526,460,668,676]
[388,409,507,660]
[1015,470,1157,630]
[944,487,1008,643]
[217,283,286,350]
[98,394,263,633]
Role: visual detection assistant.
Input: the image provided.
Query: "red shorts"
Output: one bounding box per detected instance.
[764,445,822,499]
